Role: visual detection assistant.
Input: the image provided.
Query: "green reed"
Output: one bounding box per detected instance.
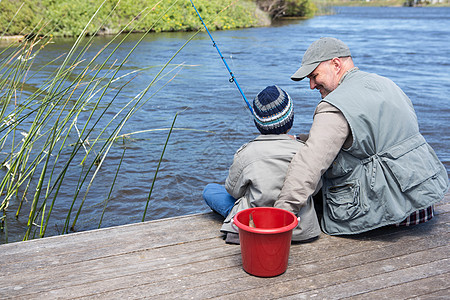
[0,0,216,242]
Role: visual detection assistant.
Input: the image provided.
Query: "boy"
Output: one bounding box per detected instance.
[203,85,321,244]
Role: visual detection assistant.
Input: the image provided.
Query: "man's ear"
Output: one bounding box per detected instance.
[331,57,342,74]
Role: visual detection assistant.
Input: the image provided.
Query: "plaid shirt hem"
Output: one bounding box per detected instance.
[396,205,434,227]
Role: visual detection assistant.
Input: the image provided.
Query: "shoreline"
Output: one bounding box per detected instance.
[1,4,449,40]
[0,35,25,43]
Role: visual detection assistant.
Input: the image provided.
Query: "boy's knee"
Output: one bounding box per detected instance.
[202,183,222,199]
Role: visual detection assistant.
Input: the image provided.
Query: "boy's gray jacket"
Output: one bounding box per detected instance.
[221,134,321,241]
[321,70,448,235]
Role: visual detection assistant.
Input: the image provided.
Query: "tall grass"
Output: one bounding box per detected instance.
[0,0,217,243]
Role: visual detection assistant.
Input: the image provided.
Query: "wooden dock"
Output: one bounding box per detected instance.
[1,193,449,299]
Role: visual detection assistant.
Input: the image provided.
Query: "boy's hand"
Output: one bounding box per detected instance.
[288,134,309,141]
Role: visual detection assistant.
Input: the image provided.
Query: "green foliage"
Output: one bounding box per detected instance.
[0,0,316,243]
[285,0,317,18]
[0,0,320,38]
[0,0,261,37]
[0,0,41,35]
[40,0,103,36]
[108,0,260,32]
[0,5,200,241]
[255,0,317,19]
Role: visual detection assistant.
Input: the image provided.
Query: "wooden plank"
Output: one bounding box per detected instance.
[146,237,449,299]
[0,239,240,298]
[7,214,446,299]
[412,289,450,300]
[0,193,448,299]
[279,258,449,299]
[346,273,450,300]
[92,203,449,299]
[0,202,446,300]
[1,212,223,261]
[0,212,224,277]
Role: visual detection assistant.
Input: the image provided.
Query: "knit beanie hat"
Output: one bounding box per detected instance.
[253,85,294,134]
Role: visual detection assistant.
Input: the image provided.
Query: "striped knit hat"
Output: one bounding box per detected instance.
[253,85,294,134]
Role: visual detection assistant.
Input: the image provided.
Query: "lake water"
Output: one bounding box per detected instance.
[1,6,449,243]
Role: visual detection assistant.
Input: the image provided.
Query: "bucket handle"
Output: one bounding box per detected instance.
[231,216,300,232]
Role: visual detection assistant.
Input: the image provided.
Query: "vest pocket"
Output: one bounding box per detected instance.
[326,152,353,178]
[325,180,369,221]
[382,143,440,192]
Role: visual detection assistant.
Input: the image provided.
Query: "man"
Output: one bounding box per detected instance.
[275,37,448,235]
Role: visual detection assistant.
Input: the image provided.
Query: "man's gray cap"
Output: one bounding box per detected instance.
[291,37,351,81]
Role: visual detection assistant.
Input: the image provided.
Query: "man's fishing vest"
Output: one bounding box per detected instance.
[321,70,448,235]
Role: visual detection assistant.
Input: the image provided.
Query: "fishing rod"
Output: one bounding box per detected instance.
[189,0,254,115]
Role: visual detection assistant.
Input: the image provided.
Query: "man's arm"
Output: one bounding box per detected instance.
[275,102,350,214]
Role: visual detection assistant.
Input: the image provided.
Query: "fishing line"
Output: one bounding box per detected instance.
[189,0,254,115]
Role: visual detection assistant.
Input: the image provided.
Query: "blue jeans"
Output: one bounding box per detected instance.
[202,183,236,218]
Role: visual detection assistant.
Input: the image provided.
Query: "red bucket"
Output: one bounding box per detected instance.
[233,207,298,277]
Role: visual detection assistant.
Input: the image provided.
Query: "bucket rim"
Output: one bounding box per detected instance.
[233,207,298,234]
